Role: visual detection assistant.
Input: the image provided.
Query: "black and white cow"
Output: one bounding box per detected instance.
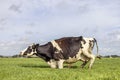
[20,36,100,69]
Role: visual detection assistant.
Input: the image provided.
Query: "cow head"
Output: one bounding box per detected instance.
[19,43,39,57]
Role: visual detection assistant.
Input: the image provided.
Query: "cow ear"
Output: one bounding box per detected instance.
[36,44,39,47]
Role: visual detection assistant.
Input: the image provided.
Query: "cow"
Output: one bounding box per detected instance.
[20,36,100,69]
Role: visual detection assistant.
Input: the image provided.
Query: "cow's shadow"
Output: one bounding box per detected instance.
[64,66,78,69]
[21,64,50,68]
[20,64,78,69]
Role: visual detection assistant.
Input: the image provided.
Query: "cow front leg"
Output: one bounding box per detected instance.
[47,60,57,68]
[57,59,65,69]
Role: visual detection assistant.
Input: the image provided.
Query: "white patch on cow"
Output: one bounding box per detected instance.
[51,40,63,53]
[76,49,82,59]
[20,47,28,55]
[76,48,89,62]
[57,59,65,69]
[48,59,65,69]
[81,37,95,55]
[82,37,93,49]
[47,59,57,68]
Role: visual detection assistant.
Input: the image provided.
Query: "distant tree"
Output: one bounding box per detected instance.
[103,55,120,58]
[111,55,119,58]
[104,55,110,58]
[12,54,20,58]
[0,55,3,58]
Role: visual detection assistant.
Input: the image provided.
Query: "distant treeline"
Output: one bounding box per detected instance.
[0,54,38,58]
[103,55,120,58]
[0,54,120,58]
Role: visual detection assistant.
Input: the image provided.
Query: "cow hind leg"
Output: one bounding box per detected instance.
[83,52,95,69]
[81,61,88,68]
[88,54,95,69]
[79,55,89,68]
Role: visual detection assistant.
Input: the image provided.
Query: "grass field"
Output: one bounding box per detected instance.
[0,58,120,80]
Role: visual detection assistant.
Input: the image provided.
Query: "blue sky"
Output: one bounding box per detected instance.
[0,0,120,56]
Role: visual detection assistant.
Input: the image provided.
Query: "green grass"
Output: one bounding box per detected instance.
[0,58,120,80]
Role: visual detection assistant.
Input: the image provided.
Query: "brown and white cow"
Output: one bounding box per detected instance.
[20,36,100,69]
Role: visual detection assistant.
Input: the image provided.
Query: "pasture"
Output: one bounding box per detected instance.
[0,58,120,80]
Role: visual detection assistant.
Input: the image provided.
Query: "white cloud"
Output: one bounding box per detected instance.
[117,35,120,40]
[99,47,120,56]
[0,0,120,56]
[0,37,32,56]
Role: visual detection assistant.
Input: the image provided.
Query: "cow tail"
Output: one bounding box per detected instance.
[94,38,101,59]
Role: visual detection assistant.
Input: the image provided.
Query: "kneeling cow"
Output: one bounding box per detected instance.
[20,36,100,69]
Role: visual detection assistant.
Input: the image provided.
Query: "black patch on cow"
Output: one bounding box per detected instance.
[82,38,86,44]
[35,42,54,62]
[36,53,51,62]
[54,36,83,59]
[89,40,94,50]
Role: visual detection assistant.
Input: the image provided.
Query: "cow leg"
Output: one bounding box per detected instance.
[83,52,95,69]
[47,60,57,68]
[57,59,65,69]
[79,54,89,68]
[88,54,95,69]
[81,60,88,68]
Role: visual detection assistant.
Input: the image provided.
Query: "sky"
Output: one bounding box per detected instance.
[0,0,120,56]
